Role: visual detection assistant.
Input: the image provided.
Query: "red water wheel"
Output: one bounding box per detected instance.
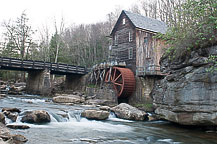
[105,67,135,98]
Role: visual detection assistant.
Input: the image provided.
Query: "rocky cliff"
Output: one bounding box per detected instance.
[152,45,217,125]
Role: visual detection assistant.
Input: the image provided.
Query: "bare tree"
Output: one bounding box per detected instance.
[38,24,51,61]
[53,17,65,64]
[140,0,185,26]
[2,11,35,60]
[129,4,141,14]
[106,6,122,31]
[2,11,36,81]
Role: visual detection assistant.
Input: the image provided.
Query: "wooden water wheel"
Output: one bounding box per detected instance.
[105,67,135,98]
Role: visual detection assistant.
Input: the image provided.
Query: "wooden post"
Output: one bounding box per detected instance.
[57,63,59,71]
[9,58,11,66]
[76,66,78,73]
[0,57,2,65]
[108,67,112,82]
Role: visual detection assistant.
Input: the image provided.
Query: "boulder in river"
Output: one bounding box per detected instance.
[7,124,30,129]
[9,82,26,93]
[0,112,5,124]
[0,123,11,142]
[0,94,6,99]
[11,134,28,143]
[99,106,111,111]
[2,108,20,122]
[0,123,28,143]
[5,112,18,122]
[111,103,148,121]
[2,108,21,113]
[21,110,51,124]
[85,99,116,107]
[81,109,110,120]
[53,95,84,104]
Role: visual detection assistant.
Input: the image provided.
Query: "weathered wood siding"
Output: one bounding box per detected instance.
[111,14,137,72]
[154,38,167,68]
[111,13,167,75]
[136,29,167,75]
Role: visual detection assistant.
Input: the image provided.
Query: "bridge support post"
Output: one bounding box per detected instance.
[65,74,86,91]
[26,69,51,95]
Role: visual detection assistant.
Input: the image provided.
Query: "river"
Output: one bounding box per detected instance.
[0,94,216,144]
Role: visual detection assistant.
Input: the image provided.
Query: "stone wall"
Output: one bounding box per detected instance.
[26,69,51,95]
[152,45,217,125]
[128,76,161,112]
[128,77,154,104]
[85,83,118,106]
[65,74,88,92]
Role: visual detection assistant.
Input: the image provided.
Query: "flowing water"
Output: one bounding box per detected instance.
[0,94,217,144]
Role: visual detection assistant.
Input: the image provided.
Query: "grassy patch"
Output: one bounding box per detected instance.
[133,103,155,112]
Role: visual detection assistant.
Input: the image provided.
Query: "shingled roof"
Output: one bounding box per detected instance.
[111,10,168,35]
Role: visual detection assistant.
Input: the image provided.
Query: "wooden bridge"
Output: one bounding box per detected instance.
[0,57,88,95]
[0,57,87,75]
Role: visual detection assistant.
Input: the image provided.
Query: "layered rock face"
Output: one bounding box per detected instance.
[153,45,217,125]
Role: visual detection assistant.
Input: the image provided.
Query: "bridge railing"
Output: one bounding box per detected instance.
[0,57,87,74]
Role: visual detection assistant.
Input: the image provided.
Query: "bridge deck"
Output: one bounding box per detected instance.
[0,57,87,75]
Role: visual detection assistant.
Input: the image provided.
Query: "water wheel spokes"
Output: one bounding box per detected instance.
[105,67,135,98]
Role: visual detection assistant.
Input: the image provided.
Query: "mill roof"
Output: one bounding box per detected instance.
[111,10,168,35]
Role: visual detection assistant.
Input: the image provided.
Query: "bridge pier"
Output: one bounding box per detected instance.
[26,69,51,95]
[65,74,87,91]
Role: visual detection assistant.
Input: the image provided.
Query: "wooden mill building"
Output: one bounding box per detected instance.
[109,10,168,76]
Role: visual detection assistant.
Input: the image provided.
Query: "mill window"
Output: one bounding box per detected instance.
[144,37,150,58]
[123,18,126,25]
[114,34,118,45]
[144,37,148,43]
[129,31,132,42]
[128,48,133,59]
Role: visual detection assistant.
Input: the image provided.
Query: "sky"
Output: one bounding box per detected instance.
[0,0,138,37]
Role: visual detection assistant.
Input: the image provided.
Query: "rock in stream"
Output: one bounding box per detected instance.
[21,110,51,124]
[81,109,110,120]
[111,103,148,121]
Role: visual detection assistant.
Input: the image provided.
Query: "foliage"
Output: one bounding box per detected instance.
[49,33,64,63]
[0,70,20,81]
[0,12,112,69]
[158,0,217,59]
[206,55,217,72]
[134,103,154,112]
[0,41,19,58]
[37,22,111,67]
[1,11,36,60]
[140,0,186,26]
[59,23,110,67]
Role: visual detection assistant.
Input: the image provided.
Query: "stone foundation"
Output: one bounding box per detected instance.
[26,69,51,95]
[85,83,118,106]
[128,76,161,112]
[65,74,88,92]
[128,77,155,104]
